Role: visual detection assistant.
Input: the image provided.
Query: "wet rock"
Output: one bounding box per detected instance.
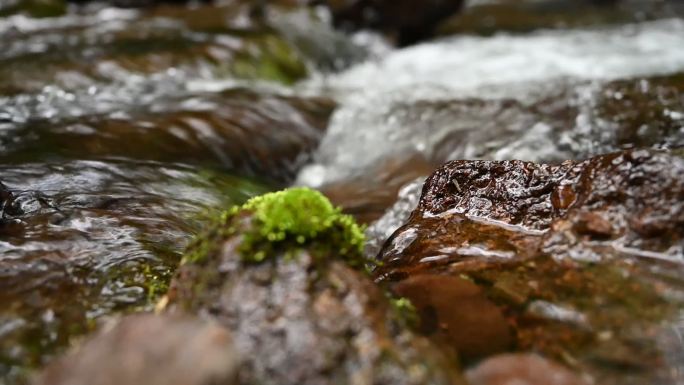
[34,314,238,385]
[581,73,684,154]
[0,1,328,96]
[466,354,589,385]
[392,274,512,362]
[2,90,335,184]
[166,188,465,385]
[324,0,464,45]
[375,150,684,385]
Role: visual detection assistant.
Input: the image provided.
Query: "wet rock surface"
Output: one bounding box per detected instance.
[33,314,238,385]
[165,189,465,385]
[374,149,684,385]
[1,89,334,183]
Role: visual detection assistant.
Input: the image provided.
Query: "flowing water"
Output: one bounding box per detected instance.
[1,0,684,384]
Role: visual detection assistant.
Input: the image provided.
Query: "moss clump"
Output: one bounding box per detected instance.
[390,297,420,329]
[184,187,366,268]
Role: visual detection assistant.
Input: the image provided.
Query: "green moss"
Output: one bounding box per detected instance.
[182,210,235,265]
[390,297,420,329]
[183,187,367,268]
[143,264,171,302]
[227,34,308,85]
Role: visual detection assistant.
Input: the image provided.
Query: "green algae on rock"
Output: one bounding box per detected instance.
[183,187,366,267]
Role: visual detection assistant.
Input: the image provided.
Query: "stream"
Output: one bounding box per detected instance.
[1,0,684,384]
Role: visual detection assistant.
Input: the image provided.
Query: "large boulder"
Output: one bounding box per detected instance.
[165,187,466,385]
[374,150,684,385]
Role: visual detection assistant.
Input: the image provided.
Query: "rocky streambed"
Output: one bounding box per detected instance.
[1,0,684,384]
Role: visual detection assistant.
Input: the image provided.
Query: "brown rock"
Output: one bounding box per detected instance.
[466,354,589,385]
[34,314,238,385]
[393,274,512,362]
[375,150,684,385]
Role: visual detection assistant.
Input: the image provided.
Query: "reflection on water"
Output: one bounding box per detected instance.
[0,160,271,381]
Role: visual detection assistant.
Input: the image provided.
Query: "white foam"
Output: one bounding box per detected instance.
[297,19,684,188]
[311,19,684,101]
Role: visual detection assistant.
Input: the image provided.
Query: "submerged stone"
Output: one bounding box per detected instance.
[1,90,334,184]
[165,187,465,385]
[375,150,684,385]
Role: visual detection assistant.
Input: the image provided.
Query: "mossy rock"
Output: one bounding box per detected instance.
[183,187,366,268]
[167,188,465,385]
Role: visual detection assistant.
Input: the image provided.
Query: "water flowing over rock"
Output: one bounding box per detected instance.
[318,18,684,100]
[364,177,424,258]
[374,149,684,385]
[300,72,684,221]
[0,161,270,382]
[1,89,335,183]
[34,314,239,385]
